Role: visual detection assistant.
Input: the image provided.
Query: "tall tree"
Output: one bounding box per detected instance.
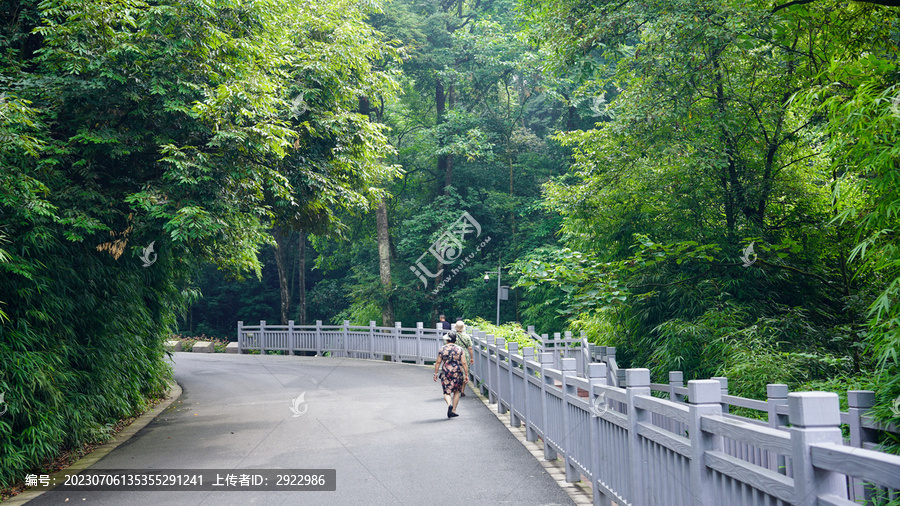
[0,0,400,486]
[516,0,897,401]
[266,1,402,325]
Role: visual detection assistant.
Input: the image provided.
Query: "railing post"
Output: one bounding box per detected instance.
[508,341,519,427]
[789,392,847,506]
[607,347,618,387]
[626,369,651,505]
[712,376,729,414]
[561,357,578,483]
[343,320,350,356]
[527,325,535,334]
[848,390,877,501]
[415,322,424,364]
[315,320,323,356]
[496,337,508,414]
[487,334,497,403]
[766,383,790,474]
[288,320,295,355]
[767,384,789,429]
[519,346,535,431]
[393,322,401,362]
[540,352,557,461]
[481,333,490,398]
[848,390,877,449]
[580,331,589,375]
[524,347,539,442]
[237,321,244,354]
[259,320,267,355]
[587,363,610,506]
[471,330,480,384]
[553,332,562,368]
[669,371,684,403]
[688,379,723,506]
[368,321,376,359]
[616,369,626,389]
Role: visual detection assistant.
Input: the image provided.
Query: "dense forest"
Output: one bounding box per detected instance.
[1,0,898,488]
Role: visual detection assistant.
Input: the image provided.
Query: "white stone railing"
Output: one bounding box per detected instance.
[469,332,900,506]
[237,320,450,364]
[235,320,900,505]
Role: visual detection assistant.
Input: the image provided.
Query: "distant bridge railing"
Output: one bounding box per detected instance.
[237,320,900,505]
[237,320,449,364]
[235,320,596,366]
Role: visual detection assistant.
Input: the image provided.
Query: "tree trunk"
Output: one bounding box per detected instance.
[444,85,455,193]
[273,227,291,325]
[297,230,307,324]
[361,93,392,325]
[436,79,451,194]
[376,200,394,326]
[712,54,742,235]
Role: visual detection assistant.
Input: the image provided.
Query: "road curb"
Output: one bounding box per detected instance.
[3,380,183,505]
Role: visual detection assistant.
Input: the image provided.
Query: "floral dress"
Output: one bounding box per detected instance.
[438,343,465,395]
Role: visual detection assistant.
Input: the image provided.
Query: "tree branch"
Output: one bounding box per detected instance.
[629,275,702,289]
[756,258,834,287]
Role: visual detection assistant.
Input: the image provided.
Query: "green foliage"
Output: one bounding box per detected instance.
[0,0,403,487]
[0,238,176,487]
[513,0,898,428]
[814,75,900,433]
[334,301,383,326]
[467,317,540,351]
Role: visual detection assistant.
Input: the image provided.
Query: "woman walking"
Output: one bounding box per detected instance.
[433,331,469,418]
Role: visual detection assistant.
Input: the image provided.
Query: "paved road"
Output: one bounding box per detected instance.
[30,353,575,505]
